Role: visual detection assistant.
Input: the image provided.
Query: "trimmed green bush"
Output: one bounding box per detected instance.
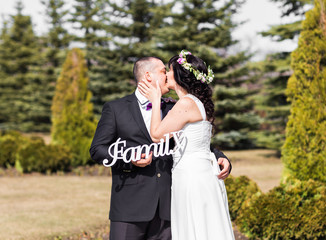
[0,131,29,167]
[236,178,326,240]
[225,175,261,221]
[44,144,72,173]
[16,137,48,173]
[11,135,72,173]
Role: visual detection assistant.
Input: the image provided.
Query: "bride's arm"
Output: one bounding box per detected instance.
[138,81,198,142]
[150,99,192,142]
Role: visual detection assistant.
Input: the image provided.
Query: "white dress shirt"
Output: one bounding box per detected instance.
[135,88,162,134]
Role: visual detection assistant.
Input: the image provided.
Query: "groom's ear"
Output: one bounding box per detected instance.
[144,71,152,82]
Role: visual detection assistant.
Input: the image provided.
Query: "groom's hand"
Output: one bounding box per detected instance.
[132,152,153,167]
[217,158,231,180]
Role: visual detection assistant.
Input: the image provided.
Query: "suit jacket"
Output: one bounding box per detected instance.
[90,92,230,222]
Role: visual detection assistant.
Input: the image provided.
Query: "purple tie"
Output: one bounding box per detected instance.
[145,101,164,111]
[146,102,153,111]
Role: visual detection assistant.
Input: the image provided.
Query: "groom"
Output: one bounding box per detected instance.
[90,56,231,240]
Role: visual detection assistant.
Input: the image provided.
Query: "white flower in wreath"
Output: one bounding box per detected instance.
[184,63,191,70]
[197,73,203,81]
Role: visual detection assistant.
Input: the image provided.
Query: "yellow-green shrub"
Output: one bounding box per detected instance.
[282,0,326,182]
[225,175,261,221]
[16,137,48,173]
[236,178,326,240]
[15,137,71,173]
[44,144,72,173]
[51,48,97,167]
[0,131,29,167]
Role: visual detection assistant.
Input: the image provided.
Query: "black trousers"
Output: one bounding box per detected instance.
[109,206,171,240]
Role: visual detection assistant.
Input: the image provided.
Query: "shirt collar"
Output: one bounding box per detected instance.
[135,87,149,105]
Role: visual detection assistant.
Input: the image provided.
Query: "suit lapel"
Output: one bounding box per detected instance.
[128,93,153,143]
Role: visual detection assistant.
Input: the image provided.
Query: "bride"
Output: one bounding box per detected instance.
[139,50,235,240]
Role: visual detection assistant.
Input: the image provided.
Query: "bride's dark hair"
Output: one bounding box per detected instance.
[168,54,215,127]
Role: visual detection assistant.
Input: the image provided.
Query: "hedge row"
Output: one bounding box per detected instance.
[0,131,71,173]
[225,176,326,240]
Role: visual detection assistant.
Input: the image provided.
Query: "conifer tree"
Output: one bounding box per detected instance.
[70,0,107,67]
[36,0,71,132]
[262,0,312,40]
[253,53,292,151]
[51,48,97,166]
[0,1,49,132]
[282,0,326,182]
[255,0,312,151]
[41,0,70,68]
[69,0,118,117]
[0,20,10,127]
[89,0,172,116]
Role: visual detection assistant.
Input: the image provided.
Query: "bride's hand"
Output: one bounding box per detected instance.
[138,80,162,103]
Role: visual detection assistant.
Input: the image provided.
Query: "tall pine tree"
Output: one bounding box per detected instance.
[41,0,70,69]
[70,0,107,67]
[89,0,173,117]
[282,0,326,182]
[36,0,72,132]
[69,0,122,117]
[253,53,292,152]
[0,1,49,132]
[0,19,10,127]
[254,0,312,151]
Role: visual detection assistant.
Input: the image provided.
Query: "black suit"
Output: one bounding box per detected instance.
[90,92,230,225]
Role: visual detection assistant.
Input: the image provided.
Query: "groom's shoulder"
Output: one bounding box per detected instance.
[103,93,134,109]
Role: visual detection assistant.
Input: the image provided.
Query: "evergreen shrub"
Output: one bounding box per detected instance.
[16,137,71,173]
[44,144,72,173]
[16,137,48,173]
[0,131,28,167]
[51,48,97,167]
[236,178,326,240]
[225,175,261,221]
[0,131,72,173]
[282,0,326,182]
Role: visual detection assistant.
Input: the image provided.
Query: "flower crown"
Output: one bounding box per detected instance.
[177,50,214,84]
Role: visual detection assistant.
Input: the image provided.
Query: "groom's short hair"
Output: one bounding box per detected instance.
[133,56,162,83]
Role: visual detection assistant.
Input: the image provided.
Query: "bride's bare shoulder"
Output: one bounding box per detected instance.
[173,96,196,111]
[172,95,203,122]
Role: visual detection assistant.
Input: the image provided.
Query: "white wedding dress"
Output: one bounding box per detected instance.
[171,94,235,240]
